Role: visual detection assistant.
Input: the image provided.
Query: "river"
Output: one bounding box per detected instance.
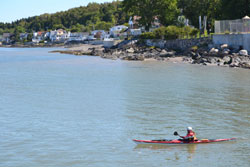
[0,47,249,167]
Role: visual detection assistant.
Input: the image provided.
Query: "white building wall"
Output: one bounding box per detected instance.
[213,34,250,51]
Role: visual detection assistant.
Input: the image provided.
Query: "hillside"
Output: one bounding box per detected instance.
[0,1,127,34]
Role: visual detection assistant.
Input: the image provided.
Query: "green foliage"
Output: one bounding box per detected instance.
[164,26,181,40]
[220,0,250,20]
[140,32,156,39]
[153,27,166,39]
[27,33,33,41]
[140,26,199,40]
[190,28,200,38]
[95,21,113,31]
[178,0,221,28]
[123,0,179,30]
[0,0,249,39]
[0,1,127,34]
[191,45,198,52]
[70,23,84,32]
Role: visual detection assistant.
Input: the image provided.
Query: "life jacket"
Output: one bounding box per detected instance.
[184,130,197,140]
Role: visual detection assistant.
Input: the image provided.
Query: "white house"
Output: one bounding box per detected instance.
[68,32,88,42]
[19,33,29,40]
[50,29,70,42]
[110,25,128,38]
[128,29,142,36]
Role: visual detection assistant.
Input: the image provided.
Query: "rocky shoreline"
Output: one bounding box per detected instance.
[51,40,250,69]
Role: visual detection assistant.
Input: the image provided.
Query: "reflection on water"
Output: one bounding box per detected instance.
[135,143,197,161]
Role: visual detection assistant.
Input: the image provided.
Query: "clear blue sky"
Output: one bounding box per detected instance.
[0,0,114,23]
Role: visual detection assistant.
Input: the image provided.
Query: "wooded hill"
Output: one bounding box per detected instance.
[0,1,127,34]
[0,0,249,35]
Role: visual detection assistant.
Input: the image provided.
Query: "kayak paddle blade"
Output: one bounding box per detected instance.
[174,131,179,136]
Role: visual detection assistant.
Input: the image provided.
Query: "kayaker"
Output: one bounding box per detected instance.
[180,127,197,141]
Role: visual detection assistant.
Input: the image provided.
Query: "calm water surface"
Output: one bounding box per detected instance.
[0,48,249,167]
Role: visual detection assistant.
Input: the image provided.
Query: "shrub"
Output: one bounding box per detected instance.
[153,27,166,39]
[140,32,155,39]
[164,26,181,40]
[190,28,200,38]
[191,45,198,52]
[139,26,200,40]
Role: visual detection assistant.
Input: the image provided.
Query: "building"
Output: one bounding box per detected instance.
[110,25,128,38]
[19,33,29,41]
[50,29,70,42]
[213,16,250,51]
[68,32,89,42]
[2,33,13,44]
[215,16,250,34]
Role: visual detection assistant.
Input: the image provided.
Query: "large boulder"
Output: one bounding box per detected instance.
[209,48,219,55]
[222,48,231,55]
[221,44,229,50]
[223,56,232,64]
[239,50,248,56]
[159,49,168,57]
[126,48,135,53]
[239,62,250,69]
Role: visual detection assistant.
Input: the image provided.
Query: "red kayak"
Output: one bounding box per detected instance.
[133,138,236,145]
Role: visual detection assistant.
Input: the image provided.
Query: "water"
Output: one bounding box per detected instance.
[0,47,249,167]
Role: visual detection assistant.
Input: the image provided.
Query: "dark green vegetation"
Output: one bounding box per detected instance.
[140,26,200,40]
[0,1,127,34]
[0,0,249,38]
[123,0,179,31]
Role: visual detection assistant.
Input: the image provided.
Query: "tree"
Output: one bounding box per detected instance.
[220,0,250,19]
[157,0,179,26]
[123,0,179,31]
[178,0,221,28]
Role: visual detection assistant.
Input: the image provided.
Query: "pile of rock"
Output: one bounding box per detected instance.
[53,40,250,69]
[90,42,250,69]
[187,44,250,69]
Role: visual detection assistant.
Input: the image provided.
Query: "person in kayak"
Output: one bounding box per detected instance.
[180,127,197,141]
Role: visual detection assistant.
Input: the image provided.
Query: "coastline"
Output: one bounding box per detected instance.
[49,41,250,69]
[2,41,250,69]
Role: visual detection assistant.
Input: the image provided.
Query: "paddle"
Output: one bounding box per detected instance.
[173,131,180,136]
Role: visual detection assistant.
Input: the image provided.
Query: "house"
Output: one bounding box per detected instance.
[2,33,14,44]
[32,31,46,43]
[110,25,128,38]
[91,30,107,40]
[19,33,29,41]
[68,32,89,42]
[127,29,142,36]
[50,29,70,42]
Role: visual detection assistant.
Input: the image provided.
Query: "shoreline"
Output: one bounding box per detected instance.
[50,42,250,69]
[2,41,250,70]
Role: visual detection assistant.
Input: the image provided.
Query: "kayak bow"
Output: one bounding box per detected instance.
[133,138,236,145]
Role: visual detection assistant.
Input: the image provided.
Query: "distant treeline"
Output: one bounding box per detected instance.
[0,0,249,34]
[0,1,127,34]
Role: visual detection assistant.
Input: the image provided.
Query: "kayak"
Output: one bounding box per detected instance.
[133,138,236,145]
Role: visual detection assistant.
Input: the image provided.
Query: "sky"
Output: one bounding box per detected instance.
[0,0,114,23]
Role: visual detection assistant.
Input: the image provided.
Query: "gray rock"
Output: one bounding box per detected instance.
[209,48,219,54]
[239,50,248,56]
[221,44,229,50]
[223,56,232,64]
[159,49,168,57]
[222,48,231,55]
